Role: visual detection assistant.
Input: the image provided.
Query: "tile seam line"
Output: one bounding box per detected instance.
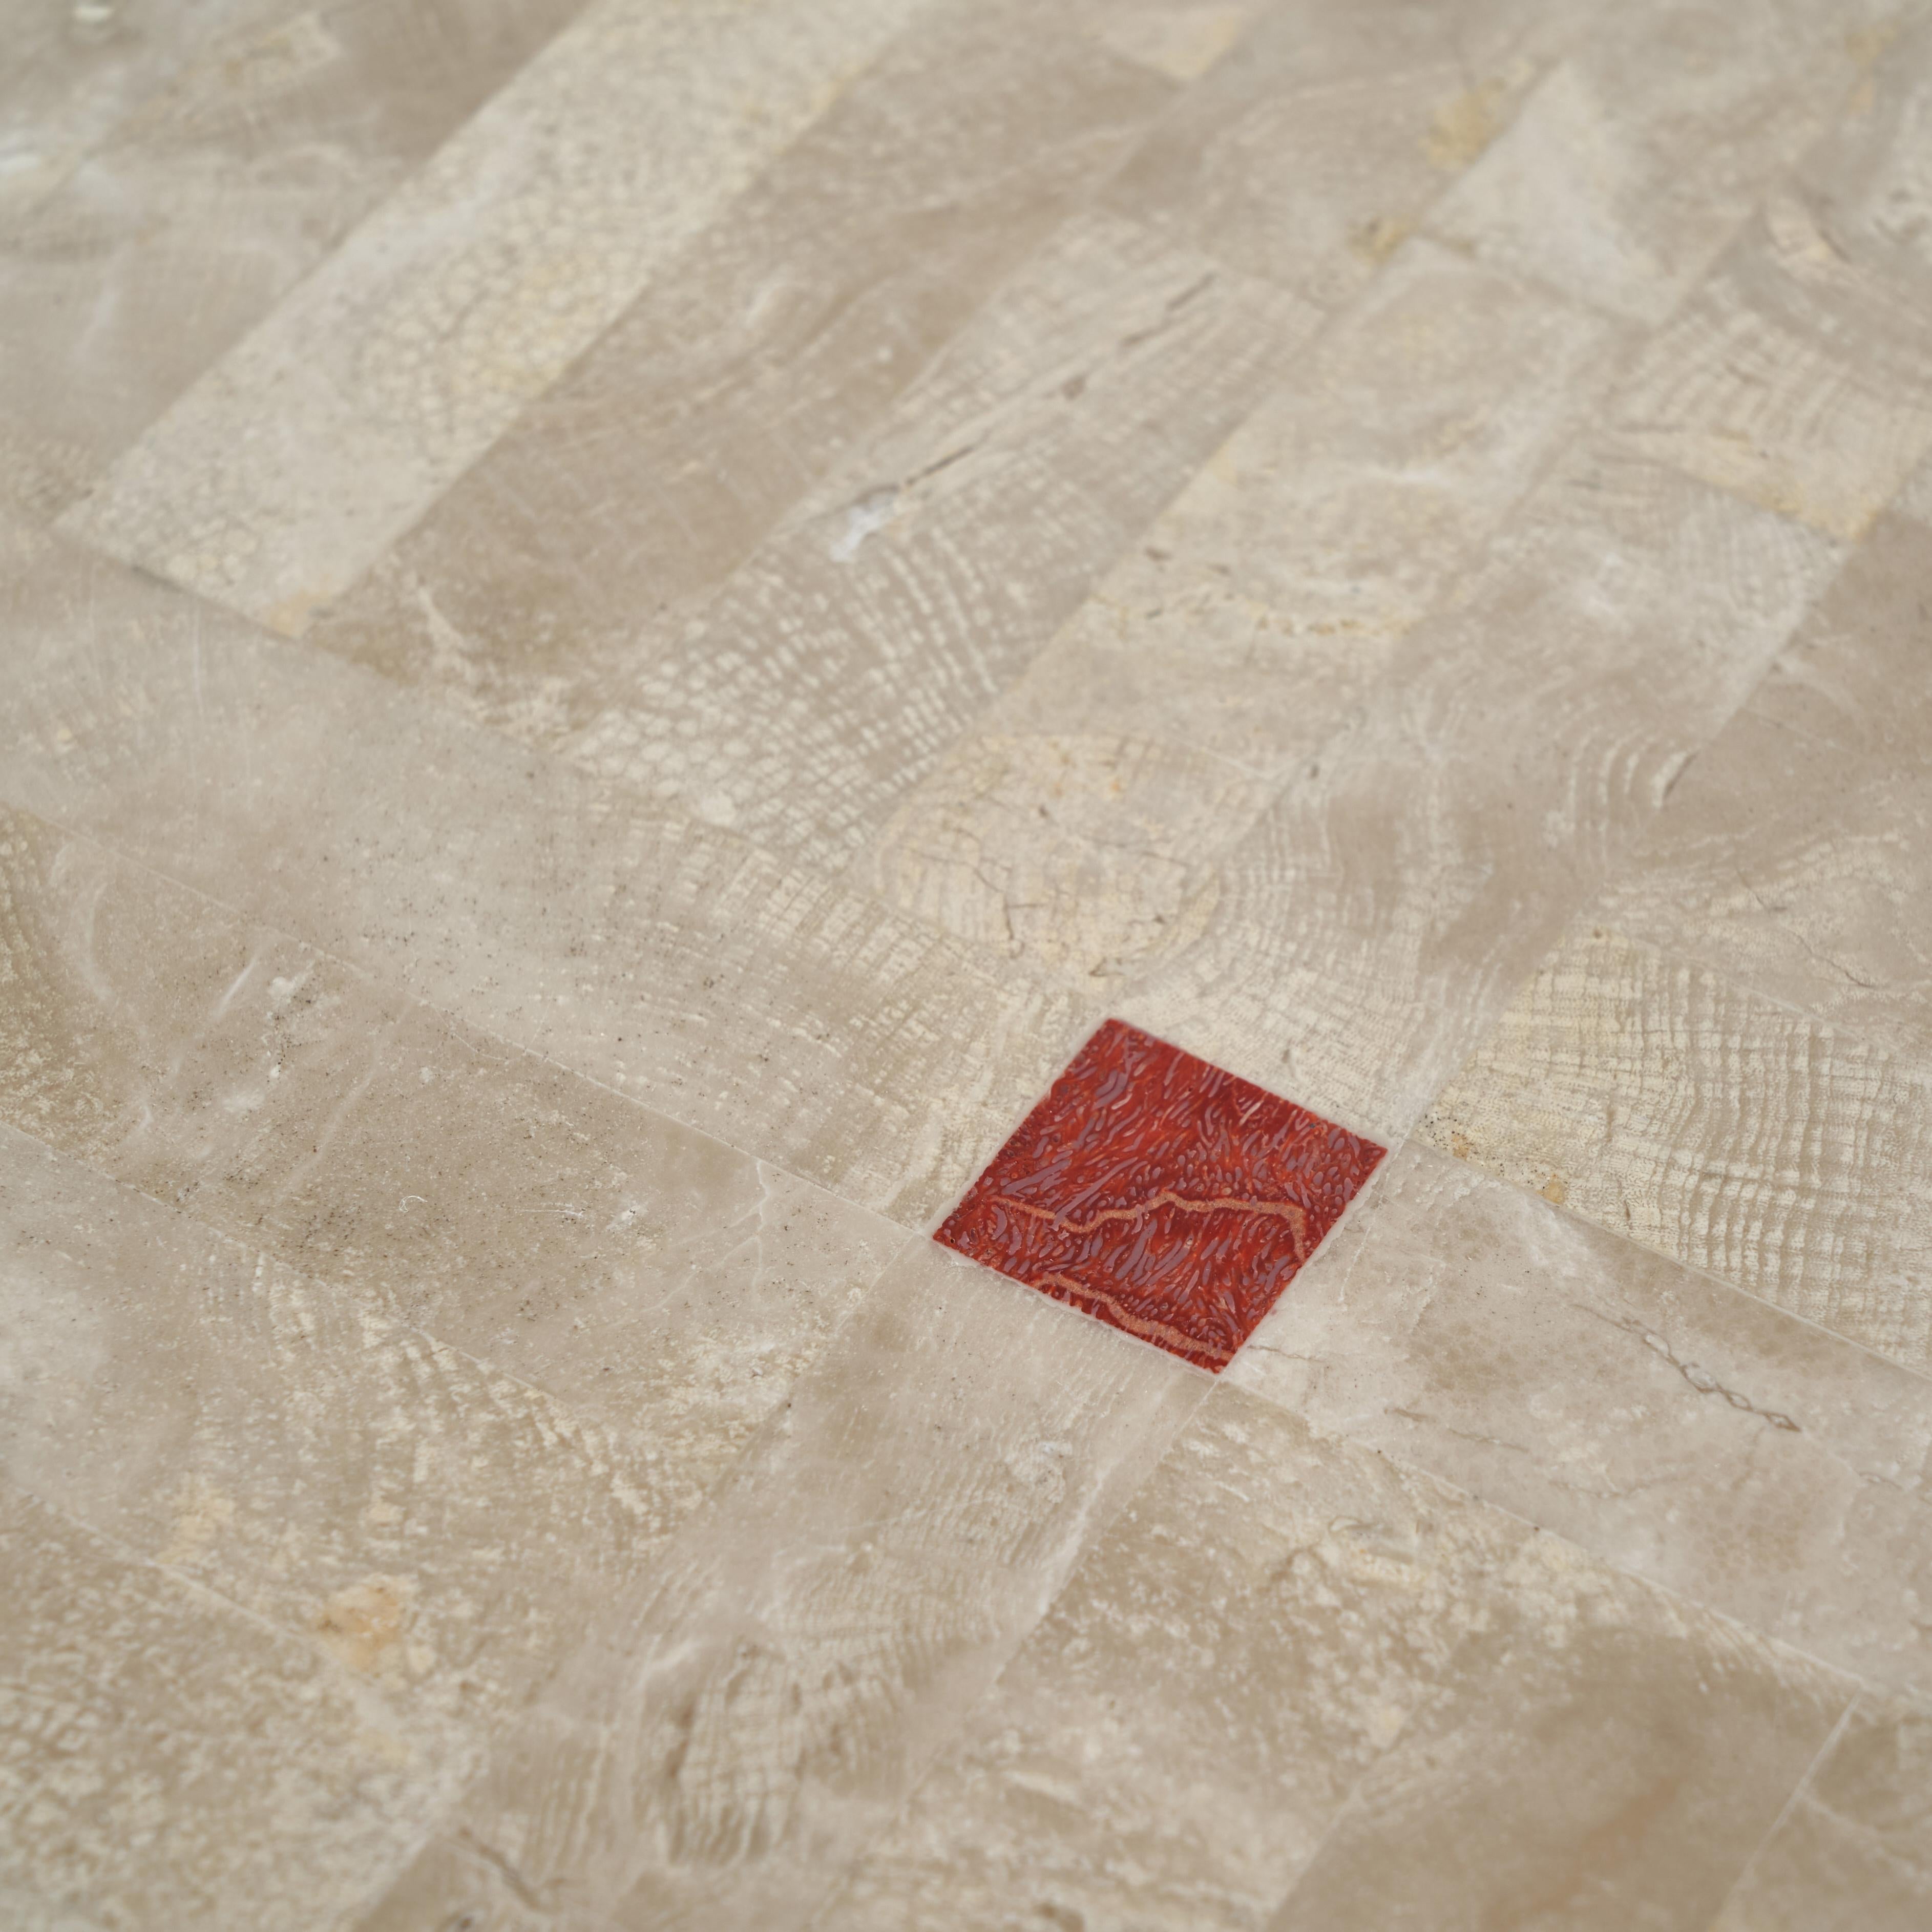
[1407,954,1932,1398]
[256,0,1492,866]
[2,1486,468,1932]
[1253,1514,1867,1932]
[54,0,953,617]
[0,783,928,1233]
[0,1105,867,1483]
[2,1470,479,1917]
[1704,1689,1864,1927]
[257,0,1160,641]
[791,1367,1221,1932]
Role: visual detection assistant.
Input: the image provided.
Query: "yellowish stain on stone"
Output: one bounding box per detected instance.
[1350,214,1414,264]
[314,1574,415,1674]
[159,1477,235,1567]
[1091,4,1252,84]
[264,589,331,637]
[1425,74,1516,172]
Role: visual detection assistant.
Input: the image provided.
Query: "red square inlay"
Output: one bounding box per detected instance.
[935,1019,1384,1372]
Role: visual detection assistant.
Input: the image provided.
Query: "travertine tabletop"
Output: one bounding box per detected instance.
[4,2,1930,1926]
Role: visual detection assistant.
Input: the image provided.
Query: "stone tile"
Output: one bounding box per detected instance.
[0,541,1093,1226]
[1421,927,1932,1374]
[858,241,1627,985]
[1796,9,1932,307]
[550,211,1313,872]
[1426,0,1892,324]
[0,0,269,216]
[1229,1142,1932,1692]
[1112,443,1839,1141]
[356,1242,1206,1932]
[1609,197,1932,541]
[0,1125,665,1733]
[815,1385,1531,1932]
[1902,444,1932,525]
[1104,0,1585,309]
[1715,1691,1932,1931]
[1589,510,1932,1062]
[992,239,1630,775]
[1081,0,1269,82]
[0,1481,464,1932]
[0,802,902,1450]
[0,0,589,523]
[1269,1534,1855,1932]
[57,0,929,632]
[867,730,1275,984]
[305,3,1177,734]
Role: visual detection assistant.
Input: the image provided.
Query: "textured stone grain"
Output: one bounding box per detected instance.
[358,1243,1204,1932]
[0,1482,465,1932]
[1269,1534,1855,1931]
[1230,1142,1932,1691]
[58,0,930,630]
[816,1385,1530,1932]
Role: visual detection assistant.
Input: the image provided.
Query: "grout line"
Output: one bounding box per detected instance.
[1407,1122,1932,1399]
[0,778,919,1233]
[1707,1690,1863,1926]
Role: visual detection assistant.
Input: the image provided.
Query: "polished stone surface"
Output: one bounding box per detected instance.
[4,0,1931,1924]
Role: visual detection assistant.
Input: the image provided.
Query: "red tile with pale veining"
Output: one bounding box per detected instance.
[935,1019,1384,1372]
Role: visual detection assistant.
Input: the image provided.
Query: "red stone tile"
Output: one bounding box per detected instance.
[935,1019,1384,1372]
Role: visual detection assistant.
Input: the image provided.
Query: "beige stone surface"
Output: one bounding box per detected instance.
[1229,1143,1932,1691]
[816,1385,1532,1932]
[1715,1690,1932,1930]
[1425,0,1894,324]
[1590,507,1932,1060]
[1423,927,1932,1371]
[0,1480,463,1931]
[0,0,589,524]
[1420,468,1932,1377]
[0,0,275,215]
[1104,0,1586,309]
[359,1244,1203,1932]
[0,798,901,1446]
[0,543,1093,1227]
[0,1126,663,1733]
[8,0,1932,1922]
[1115,442,1839,1141]
[303,2,1179,736]
[58,0,931,629]
[1605,10,1932,538]
[1269,1532,1854,1930]
[857,242,1629,986]
[551,211,1312,873]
